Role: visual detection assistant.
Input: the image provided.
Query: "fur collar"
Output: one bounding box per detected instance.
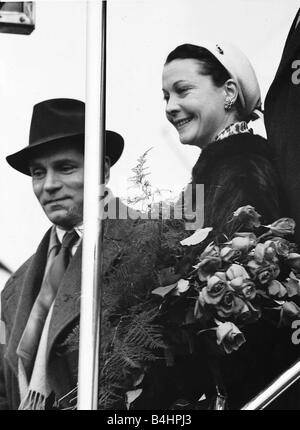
[200,133,273,162]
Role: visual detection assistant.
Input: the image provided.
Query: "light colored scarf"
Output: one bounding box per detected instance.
[18,304,54,410]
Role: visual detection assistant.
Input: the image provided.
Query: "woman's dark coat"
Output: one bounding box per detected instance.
[191,132,284,232]
[135,133,299,410]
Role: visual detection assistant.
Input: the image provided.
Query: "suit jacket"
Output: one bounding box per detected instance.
[264,8,300,243]
[0,203,156,410]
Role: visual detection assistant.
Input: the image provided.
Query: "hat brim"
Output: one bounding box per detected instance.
[6,130,124,176]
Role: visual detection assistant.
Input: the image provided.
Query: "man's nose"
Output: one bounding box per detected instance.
[43,171,61,192]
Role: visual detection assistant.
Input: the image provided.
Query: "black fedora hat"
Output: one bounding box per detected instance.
[6,98,124,176]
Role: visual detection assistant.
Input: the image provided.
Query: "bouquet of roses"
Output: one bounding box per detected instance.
[153,206,300,355]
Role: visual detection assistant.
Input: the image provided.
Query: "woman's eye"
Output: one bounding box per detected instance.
[177,87,190,96]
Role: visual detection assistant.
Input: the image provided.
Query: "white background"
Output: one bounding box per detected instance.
[0,0,299,277]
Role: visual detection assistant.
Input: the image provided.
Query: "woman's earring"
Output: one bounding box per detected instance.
[224,97,234,111]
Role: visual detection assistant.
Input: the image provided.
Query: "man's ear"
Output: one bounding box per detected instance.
[104,156,111,184]
[224,79,239,104]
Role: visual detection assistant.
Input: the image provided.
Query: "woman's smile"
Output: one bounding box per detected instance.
[174,116,194,130]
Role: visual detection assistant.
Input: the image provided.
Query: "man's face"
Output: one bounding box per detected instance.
[29,144,84,230]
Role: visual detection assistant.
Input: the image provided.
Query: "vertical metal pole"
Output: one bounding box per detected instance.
[78,0,106,410]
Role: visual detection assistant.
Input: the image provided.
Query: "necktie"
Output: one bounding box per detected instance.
[17,229,79,377]
[47,229,79,294]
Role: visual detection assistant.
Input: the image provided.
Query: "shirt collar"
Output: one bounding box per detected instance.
[103,186,114,206]
[55,225,83,243]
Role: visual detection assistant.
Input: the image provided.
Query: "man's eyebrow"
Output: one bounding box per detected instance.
[30,157,79,168]
[53,158,78,164]
[29,160,44,169]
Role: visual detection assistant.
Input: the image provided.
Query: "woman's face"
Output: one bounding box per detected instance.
[162,58,230,148]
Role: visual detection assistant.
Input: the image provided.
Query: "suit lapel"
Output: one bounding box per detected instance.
[46,218,131,360]
[5,230,51,376]
[47,244,82,358]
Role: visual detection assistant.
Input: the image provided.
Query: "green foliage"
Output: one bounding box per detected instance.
[127,147,153,209]
[126,148,178,215]
[121,307,166,350]
[59,199,189,410]
[98,305,166,409]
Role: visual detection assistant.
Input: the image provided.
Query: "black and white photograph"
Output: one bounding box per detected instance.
[0,0,300,412]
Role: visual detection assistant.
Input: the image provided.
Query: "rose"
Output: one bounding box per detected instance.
[201,274,229,305]
[233,205,261,229]
[232,233,257,249]
[216,322,246,354]
[247,260,271,283]
[229,276,244,289]
[270,263,280,279]
[264,246,277,263]
[279,301,300,326]
[256,266,274,285]
[226,263,253,298]
[267,280,287,299]
[284,273,300,297]
[196,244,221,280]
[240,282,256,300]
[226,264,250,281]
[247,259,261,276]
[253,242,278,264]
[200,243,220,259]
[271,237,291,257]
[215,292,245,319]
[254,243,266,263]
[220,246,241,262]
[287,253,300,272]
[214,272,227,281]
[247,260,278,286]
[231,237,253,252]
[197,257,222,282]
[233,232,257,239]
[234,280,257,301]
[267,218,295,237]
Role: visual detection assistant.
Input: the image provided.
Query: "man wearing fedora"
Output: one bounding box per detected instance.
[0,98,154,410]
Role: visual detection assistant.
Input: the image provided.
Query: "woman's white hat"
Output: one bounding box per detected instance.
[189,40,262,120]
